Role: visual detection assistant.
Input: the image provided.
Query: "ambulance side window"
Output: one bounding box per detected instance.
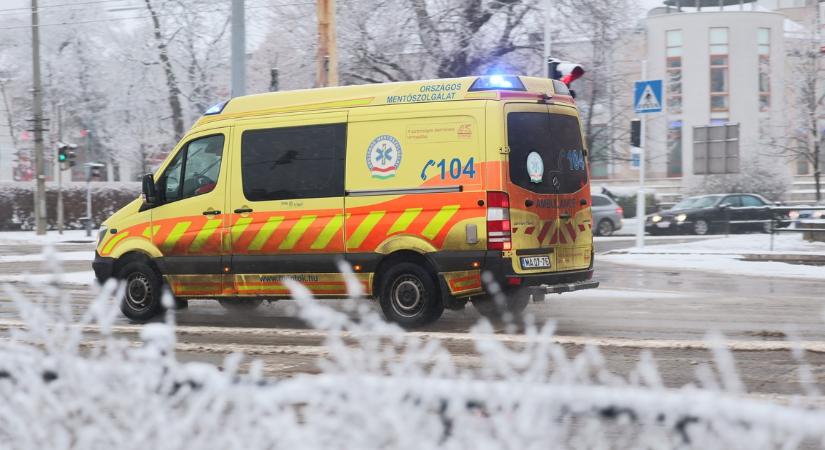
[159,150,184,203]
[157,134,224,204]
[241,124,346,201]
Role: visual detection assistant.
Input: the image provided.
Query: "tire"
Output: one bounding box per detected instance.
[471,289,531,320]
[596,219,614,236]
[218,299,263,311]
[118,261,164,322]
[378,262,443,327]
[693,219,709,236]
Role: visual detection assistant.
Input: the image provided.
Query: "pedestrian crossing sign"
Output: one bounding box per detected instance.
[634,80,663,114]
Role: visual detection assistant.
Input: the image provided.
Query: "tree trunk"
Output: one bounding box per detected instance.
[144,0,185,141]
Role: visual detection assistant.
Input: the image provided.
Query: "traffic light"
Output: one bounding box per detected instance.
[57,143,77,170]
[630,119,641,147]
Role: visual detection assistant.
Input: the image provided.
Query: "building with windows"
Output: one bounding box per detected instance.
[592,0,821,204]
[645,7,786,179]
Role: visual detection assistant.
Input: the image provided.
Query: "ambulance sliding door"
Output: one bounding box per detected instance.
[227,112,349,297]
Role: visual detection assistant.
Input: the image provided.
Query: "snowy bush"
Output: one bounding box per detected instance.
[1,262,825,449]
[685,159,791,202]
[0,182,140,230]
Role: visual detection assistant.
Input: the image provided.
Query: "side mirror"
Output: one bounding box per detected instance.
[719,203,730,209]
[142,173,159,206]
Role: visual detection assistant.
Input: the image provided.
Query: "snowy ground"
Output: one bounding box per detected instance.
[0,229,96,244]
[602,233,825,280]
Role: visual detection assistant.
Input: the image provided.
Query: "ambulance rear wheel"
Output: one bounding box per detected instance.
[119,262,163,322]
[379,262,443,327]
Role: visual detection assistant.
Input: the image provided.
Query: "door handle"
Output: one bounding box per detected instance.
[203,210,221,216]
[234,207,253,214]
[560,213,572,220]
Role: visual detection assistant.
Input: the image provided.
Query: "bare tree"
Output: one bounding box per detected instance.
[339,0,540,84]
[768,32,823,202]
[144,0,185,141]
[553,0,640,168]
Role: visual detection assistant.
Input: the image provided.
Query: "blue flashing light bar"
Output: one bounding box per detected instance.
[468,75,526,92]
[204,100,230,116]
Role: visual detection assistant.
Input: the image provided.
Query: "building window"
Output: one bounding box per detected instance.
[590,124,609,179]
[797,159,810,175]
[666,30,682,115]
[667,121,682,177]
[758,28,770,112]
[709,28,729,112]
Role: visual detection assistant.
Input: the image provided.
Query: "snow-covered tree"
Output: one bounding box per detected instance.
[768,26,824,203]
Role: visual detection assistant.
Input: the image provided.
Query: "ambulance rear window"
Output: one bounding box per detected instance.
[507,112,588,195]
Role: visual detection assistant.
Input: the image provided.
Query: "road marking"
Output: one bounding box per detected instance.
[2,320,825,353]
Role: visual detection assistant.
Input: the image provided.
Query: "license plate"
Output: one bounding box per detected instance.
[656,221,671,228]
[520,256,551,269]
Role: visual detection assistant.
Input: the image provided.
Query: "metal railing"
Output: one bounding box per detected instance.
[766,206,825,251]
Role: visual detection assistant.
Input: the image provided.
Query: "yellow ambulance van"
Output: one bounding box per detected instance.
[93,75,598,327]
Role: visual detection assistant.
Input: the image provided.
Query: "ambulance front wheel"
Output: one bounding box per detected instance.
[378,262,444,327]
[119,262,164,322]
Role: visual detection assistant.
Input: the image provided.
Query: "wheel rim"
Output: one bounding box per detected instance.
[390,276,426,318]
[695,220,708,235]
[598,221,612,236]
[125,273,153,312]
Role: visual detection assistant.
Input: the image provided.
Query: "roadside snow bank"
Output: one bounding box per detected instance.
[602,234,825,280]
[2,268,825,449]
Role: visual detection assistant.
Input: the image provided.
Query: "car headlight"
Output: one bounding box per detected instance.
[789,211,800,219]
[675,214,687,223]
[814,211,824,219]
[651,215,662,223]
[97,225,108,247]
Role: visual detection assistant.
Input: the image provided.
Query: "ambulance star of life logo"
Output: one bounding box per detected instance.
[366,135,402,179]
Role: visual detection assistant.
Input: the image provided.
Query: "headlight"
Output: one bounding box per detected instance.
[97,225,108,247]
[789,211,800,219]
[651,215,662,223]
[814,211,824,219]
[675,214,687,223]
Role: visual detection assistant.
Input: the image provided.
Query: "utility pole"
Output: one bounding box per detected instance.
[57,103,63,235]
[316,0,338,87]
[31,0,47,235]
[543,0,552,78]
[231,0,246,97]
[636,60,647,249]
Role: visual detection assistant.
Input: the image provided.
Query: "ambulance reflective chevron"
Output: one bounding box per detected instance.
[93,75,599,327]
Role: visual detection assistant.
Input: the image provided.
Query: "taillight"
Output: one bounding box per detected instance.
[616,207,624,216]
[487,191,511,251]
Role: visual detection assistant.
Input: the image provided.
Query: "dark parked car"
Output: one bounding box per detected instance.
[646,193,785,235]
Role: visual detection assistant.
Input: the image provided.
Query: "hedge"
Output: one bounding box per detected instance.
[0,182,141,230]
